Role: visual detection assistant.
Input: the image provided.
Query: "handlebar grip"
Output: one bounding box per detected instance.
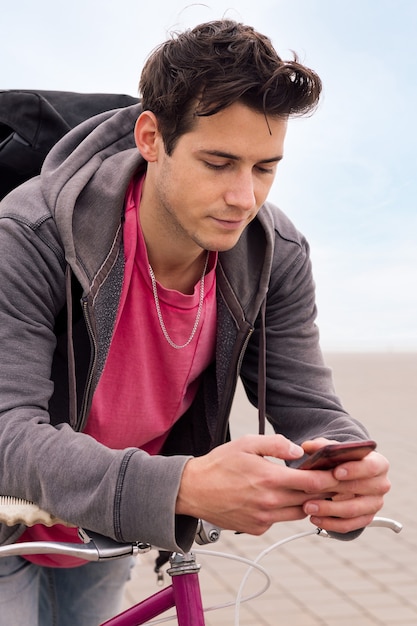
[0,496,73,527]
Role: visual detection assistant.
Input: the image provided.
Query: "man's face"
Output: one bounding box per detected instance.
[140,101,287,254]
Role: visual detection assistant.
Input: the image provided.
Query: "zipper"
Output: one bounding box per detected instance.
[76,299,98,432]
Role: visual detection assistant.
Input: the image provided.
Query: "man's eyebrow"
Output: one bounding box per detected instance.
[199,149,283,163]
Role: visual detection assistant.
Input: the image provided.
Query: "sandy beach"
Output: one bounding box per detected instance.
[123,352,417,625]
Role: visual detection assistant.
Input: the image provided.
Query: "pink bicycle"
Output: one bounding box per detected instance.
[0,498,403,625]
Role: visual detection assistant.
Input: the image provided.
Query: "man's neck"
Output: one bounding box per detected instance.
[138,175,208,294]
[147,248,209,295]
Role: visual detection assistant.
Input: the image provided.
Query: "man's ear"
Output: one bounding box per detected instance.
[134,111,162,162]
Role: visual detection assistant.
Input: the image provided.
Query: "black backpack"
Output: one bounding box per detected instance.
[0,89,139,200]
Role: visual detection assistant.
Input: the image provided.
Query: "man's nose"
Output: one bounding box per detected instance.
[224,171,256,211]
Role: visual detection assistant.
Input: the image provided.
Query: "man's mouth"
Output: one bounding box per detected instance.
[211,216,247,230]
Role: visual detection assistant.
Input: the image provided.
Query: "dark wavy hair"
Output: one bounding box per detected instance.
[139,20,322,154]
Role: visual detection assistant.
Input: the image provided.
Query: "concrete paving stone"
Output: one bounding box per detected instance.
[366,603,417,622]
[313,572,382,594]
[252,606,324,626]
[204,612,274,626]
[207,599,278,626]
[251,592,327,621]
[324,619,380,626]
[309,602,373,621]
[384,623,417,626]
[351,590,415,608]
[259,562,324,587]
[395,584,417,609]
[251,593,313,616]
[369,568,417,586]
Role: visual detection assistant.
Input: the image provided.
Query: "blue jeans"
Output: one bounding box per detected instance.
[0,555,134,625]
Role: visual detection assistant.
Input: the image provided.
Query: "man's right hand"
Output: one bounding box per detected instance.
[175,434,340,535]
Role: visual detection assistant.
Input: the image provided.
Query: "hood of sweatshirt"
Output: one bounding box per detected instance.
[40,103,144,293]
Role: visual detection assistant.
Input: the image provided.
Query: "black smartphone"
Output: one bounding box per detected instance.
[298,440,377,471]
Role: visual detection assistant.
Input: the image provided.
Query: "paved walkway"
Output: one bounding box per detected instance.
[122,352,417,625]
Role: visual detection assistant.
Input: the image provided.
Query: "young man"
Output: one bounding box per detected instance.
[0,20,390,625]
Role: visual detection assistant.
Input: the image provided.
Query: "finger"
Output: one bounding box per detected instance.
[330,475,391,498]
[238,434,304,462]
[331,455,391,499]
[308,513,375,534]
[304,494,383,520]
[286,465,340,494]
[301,438,338,454]
[333,451,390,482]
[234,505,308,535]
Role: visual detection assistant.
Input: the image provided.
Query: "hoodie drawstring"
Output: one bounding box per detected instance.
[65,264,78,429]
[257,299,266,436]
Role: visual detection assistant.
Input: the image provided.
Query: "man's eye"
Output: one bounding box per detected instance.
[256,165,275,174]
[204,161,229,171]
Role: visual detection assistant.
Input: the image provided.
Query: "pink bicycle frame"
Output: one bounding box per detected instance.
[102,552,205,626]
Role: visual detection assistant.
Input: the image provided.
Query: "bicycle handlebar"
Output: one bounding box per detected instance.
[0,496,402,562]
[0,530,149,561]
[368,517,403,533]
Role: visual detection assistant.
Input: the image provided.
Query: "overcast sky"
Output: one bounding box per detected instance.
[2,0,416,351]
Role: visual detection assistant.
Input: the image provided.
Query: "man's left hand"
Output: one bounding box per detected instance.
[301,438,391,534]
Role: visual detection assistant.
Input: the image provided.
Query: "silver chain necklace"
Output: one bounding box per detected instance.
[148,251,210,349]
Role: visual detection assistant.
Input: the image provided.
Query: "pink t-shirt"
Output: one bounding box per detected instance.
[21,174,217,566]
[84,175,217,452]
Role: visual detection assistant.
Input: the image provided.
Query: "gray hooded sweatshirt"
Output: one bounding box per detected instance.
[0,103,369,553]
